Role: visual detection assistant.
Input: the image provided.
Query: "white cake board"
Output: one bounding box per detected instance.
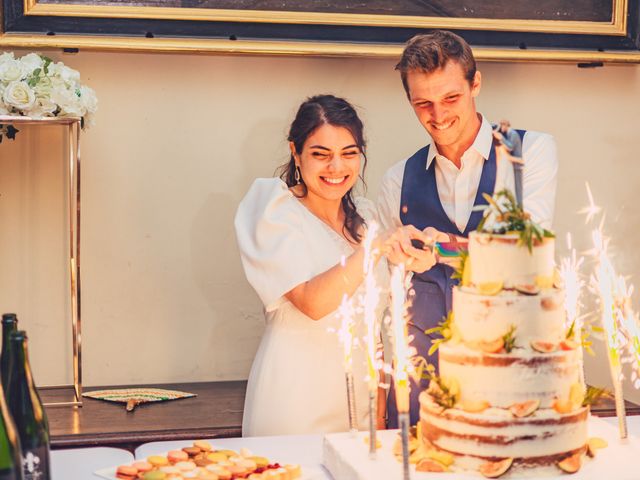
[323,416,640,479]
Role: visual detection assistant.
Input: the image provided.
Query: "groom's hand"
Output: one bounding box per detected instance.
[384,225,436,274]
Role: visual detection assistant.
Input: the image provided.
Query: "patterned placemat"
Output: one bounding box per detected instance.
[83,388,196,411]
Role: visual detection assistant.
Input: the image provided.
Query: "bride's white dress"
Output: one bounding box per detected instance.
[235,178,388,437]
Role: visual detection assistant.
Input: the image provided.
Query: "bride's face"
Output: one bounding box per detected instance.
[291,123,361,205]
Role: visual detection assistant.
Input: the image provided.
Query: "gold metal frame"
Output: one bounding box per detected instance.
[0,116,83,408]
[0,0,638,62]
[2,33,640,64]
[22,0,628,36]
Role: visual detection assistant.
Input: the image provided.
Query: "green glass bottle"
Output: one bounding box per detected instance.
[0,381,23,480]
[1,314,18,396]
[5,331,48,480]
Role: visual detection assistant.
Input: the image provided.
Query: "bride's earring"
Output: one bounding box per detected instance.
[294,165,301,184]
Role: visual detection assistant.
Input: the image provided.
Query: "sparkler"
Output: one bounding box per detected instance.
[591,228,628,438]
[337,294,358,434]
[390,264,412,480]
[362,221,381,458]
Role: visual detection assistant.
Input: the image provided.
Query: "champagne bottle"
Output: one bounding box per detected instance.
[0,379,23,480]
[5,331,49,480]
[1,314,18,396]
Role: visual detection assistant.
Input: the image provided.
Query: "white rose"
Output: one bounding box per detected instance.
[0,52,15,71]
[20,53,45,75]
[79,85,98,113]
[25,97,57,118]
[50,85,82,117]
[0,58,26,83]
[48,62,80,85]
[0,102,11,116]
[2,81,36,111]
[33,75,53,96]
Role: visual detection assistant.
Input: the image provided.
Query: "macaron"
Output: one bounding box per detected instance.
[206,452,228,463]
[116,465,138,479]
[168,450,190,463]
[132,461,153,473]
[194,457,213,467]
[148,456,170,467]
[194,440,213,452]
[143,472,167,480]
[196,472,219,480]
[284,464,301,479]
[183,446,202,457]
[175,461,197,472]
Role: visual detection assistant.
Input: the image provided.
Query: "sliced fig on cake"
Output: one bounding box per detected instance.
[479,458,513,478]
[416,458,448,472]
[461,399,490,413]
[557,452,582,473]
[531,340,557,353]
[509,399,540,417]
[586,437,608,457]
[479,337,505,354]
[515,284,540,296]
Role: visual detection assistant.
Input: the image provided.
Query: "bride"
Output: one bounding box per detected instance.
[235,94,431,436]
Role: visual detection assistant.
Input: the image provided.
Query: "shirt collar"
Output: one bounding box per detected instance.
[425,114,494,170]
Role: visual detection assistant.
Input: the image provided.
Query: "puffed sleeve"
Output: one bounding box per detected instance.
[235,178,316,312]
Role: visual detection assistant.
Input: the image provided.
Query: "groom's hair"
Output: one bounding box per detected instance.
[396,30,477,97]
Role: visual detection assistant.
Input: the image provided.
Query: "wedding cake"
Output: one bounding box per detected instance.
[419,191,591,477]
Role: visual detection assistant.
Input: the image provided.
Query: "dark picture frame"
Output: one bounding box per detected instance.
[1,0,639,62]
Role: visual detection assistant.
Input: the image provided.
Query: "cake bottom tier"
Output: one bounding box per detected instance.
[323,416,639,479]
[420,392,589,471]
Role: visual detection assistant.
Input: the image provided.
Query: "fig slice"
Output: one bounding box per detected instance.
[479,338,505,354]
[416,458,447,473]
[557,452,582,473]
[479,458,514,478]
[461,399,491,413]
[515,284,540,295]
[531,340,557,353]
[509,399,540,418]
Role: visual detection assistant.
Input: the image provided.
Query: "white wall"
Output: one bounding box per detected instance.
[1,49,640,402]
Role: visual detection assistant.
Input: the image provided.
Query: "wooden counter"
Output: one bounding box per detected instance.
[42,380,639,451]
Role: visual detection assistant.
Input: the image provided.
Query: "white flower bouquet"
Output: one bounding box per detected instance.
[0,52,97,142]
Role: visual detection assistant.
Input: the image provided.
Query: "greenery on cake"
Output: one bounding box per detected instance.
[582,386,612,407]
[421,363,459,410]
[451,250,470,286]
[502,325,518,353]
[425,312,458,356]
[476,189,554,253]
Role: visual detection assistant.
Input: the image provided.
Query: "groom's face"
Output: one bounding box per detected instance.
[406,60,481,149]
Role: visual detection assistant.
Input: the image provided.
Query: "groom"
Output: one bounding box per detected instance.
[378,30,559,427]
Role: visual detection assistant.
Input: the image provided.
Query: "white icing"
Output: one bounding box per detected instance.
[469,232,555,288]
[438,344,584,408]
[453,288,566,345]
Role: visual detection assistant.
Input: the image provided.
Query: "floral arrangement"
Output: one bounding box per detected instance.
[476,189,554,252]
[0,52,97,142]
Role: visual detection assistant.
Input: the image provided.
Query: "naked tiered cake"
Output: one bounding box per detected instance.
[420,217,590,476]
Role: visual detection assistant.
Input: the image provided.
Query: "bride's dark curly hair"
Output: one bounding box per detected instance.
[277,94,367,243]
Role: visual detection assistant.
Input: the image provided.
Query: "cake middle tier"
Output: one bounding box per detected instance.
[453,287,566,345]
[439,344,583,409]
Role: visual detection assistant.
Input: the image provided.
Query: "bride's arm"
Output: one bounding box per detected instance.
[284,246,367,320]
